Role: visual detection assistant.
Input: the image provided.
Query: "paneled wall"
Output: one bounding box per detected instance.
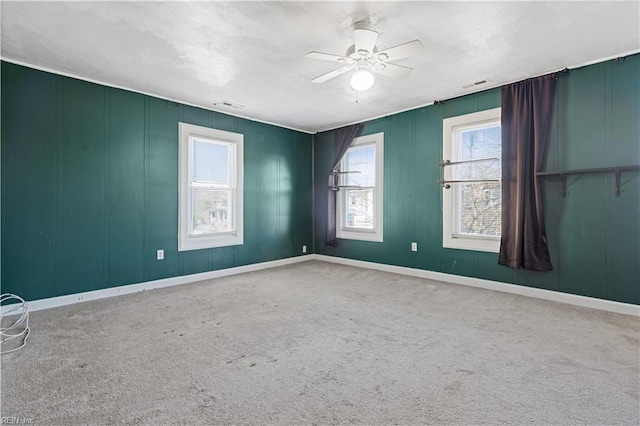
[1,62,313,301]
[2,56,638,305]
[314,55,639,305]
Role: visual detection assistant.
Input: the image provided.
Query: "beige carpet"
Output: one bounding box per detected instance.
[1,260,639,425]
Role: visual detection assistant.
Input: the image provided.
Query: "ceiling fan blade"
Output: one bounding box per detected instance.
[354,28,378,54]
[376,40,423,62]
[305,51,349,62]
[373,63,413,79]
[311,66,353,83]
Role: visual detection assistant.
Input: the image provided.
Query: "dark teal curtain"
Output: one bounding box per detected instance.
[499,75,555,270]
[325,123,364,246]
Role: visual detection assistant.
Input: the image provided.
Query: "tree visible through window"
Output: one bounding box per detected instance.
[455,124,501,237]
[443,108,501,253]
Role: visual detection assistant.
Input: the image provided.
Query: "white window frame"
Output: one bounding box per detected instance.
[337,132,384,242]
[442,108,501,253]
[178,122,244,251]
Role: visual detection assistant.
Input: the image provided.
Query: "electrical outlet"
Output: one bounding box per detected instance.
[157,249,164,260]
[411,242,418,252]
[302,245,307,254]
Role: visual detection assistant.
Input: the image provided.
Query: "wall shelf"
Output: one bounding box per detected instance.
[536,165,640,197]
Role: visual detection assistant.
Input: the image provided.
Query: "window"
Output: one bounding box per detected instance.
[178,122,243,251]
[442,108,501,252]
[337,132,384,242]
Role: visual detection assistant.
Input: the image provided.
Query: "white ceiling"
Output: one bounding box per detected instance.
[1,1,638,133]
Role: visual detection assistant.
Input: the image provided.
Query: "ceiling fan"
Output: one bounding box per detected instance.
[306,21,423,91]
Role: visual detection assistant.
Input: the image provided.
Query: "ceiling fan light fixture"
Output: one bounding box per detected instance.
[306,24,422,91]
[350,69,374,91]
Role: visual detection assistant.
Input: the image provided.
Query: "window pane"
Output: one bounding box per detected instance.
[345,188,374,229]
[192,138,230,183]
[457,182,501,237]
[345,146,375,186]
[442,109,500,251]
[191,189,232,235]
[454,122,501,238]
[456,124,501,180]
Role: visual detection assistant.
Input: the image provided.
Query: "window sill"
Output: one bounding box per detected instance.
[178,234,243,251]
[338,229,383,243]
[443,236,499,253]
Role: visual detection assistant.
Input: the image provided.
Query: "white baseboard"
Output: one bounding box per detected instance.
[311,254,640,317]
[1,255,312,314]
[3,253,637,317]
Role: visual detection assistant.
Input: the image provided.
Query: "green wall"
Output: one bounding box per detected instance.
[1,62,313,301]
[314,55,640,305]
[2,56,638,306]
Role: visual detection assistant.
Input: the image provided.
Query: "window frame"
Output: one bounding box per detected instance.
[336,132,384,243]
[178,122,244,251]
[442,108,501,253]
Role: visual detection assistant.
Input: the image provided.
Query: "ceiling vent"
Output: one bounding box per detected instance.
[214,101,245,110]
[462,80,488,89]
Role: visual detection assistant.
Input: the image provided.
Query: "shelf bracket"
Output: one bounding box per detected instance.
[537,164,639,197]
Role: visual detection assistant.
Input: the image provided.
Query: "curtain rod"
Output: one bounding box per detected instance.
[438,158,499,167]
[437,179,500,189]
[432,52,638,106]
[433,68,570,105]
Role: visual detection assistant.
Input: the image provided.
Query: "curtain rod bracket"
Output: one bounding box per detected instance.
[554,68,570,80]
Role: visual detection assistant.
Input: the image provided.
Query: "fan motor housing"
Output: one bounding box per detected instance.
[345,44,378,58]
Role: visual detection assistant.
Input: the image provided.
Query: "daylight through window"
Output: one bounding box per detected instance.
[337,132,384,242]
[190,138,234,235]
[443,108,501,252]
[179,123,244,251]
